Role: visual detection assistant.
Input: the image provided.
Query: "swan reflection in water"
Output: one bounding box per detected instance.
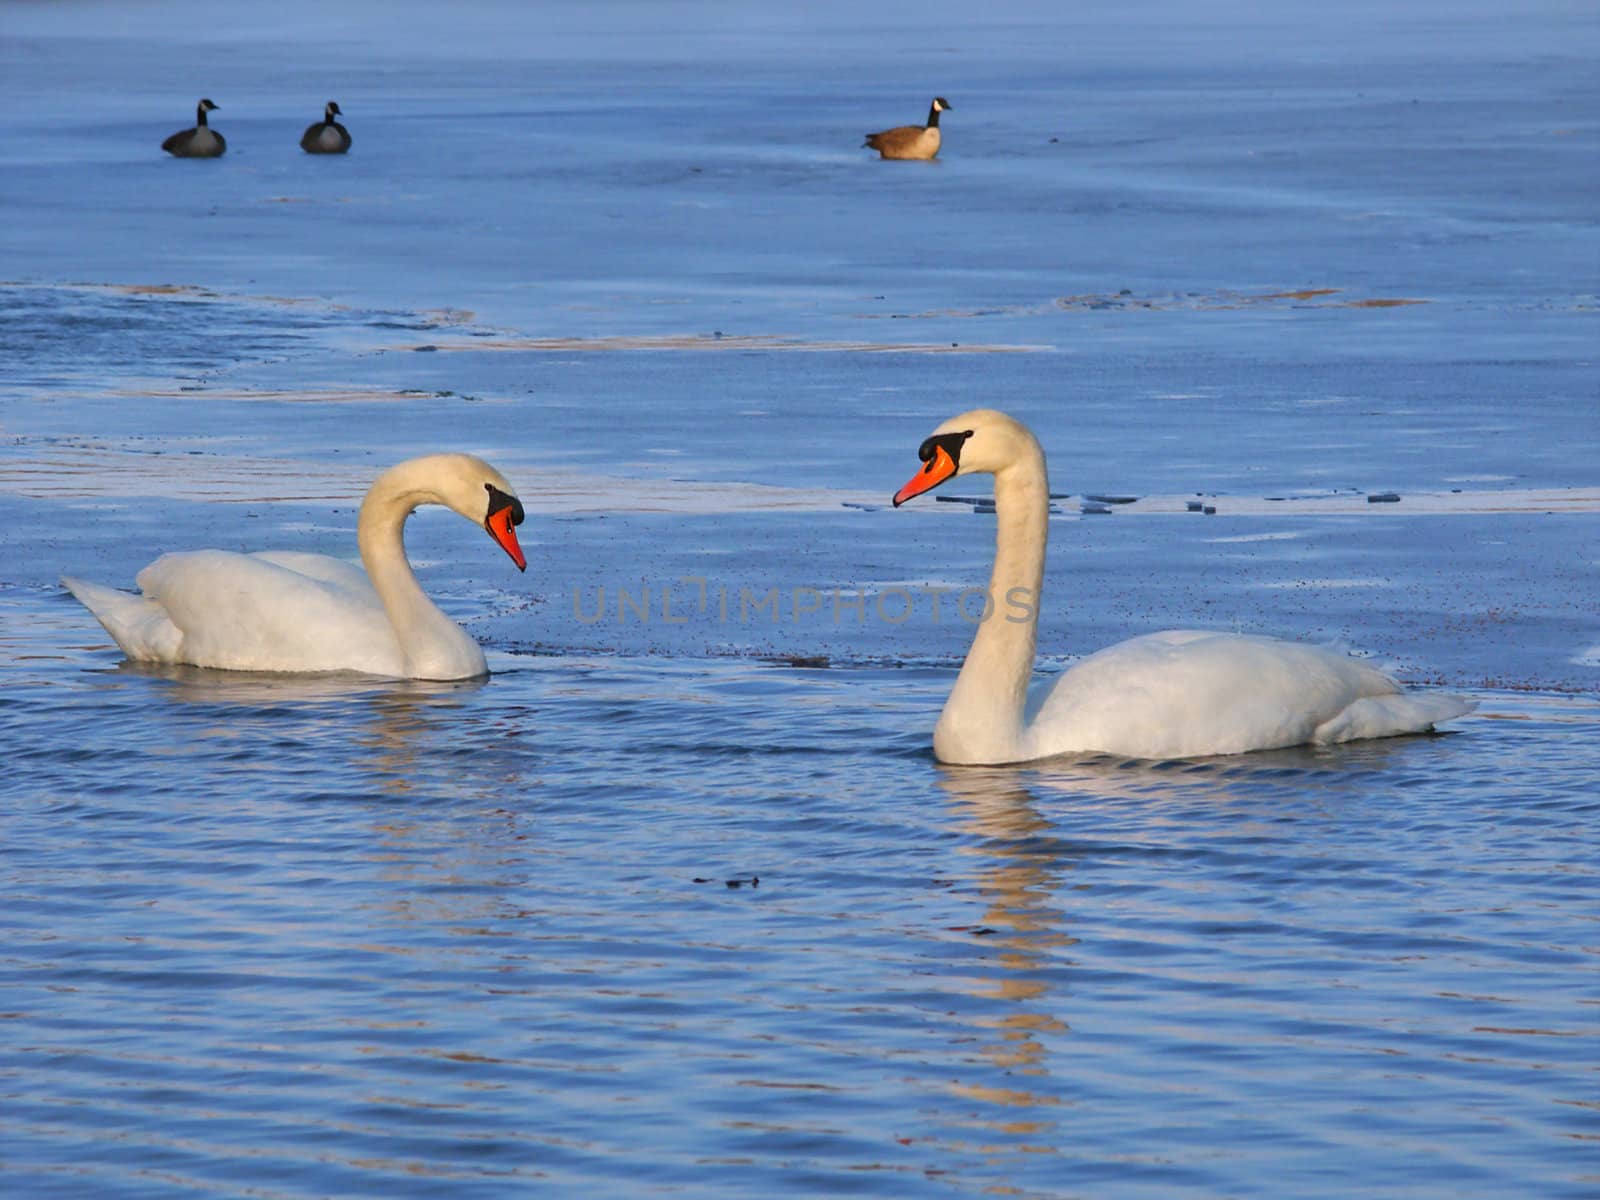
[107,659,496,796]
[935,765,1077,1130]
[926,740,1420,1144]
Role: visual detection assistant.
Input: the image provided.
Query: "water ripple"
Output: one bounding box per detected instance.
[18,626,1599,1197]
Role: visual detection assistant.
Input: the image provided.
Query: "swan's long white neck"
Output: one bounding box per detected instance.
[357,461,483,677]
[934,441,1050,764]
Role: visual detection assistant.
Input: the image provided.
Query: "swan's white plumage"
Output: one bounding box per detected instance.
[1024,630,1472,760]
[62,454,525,681]
[129,549,398,676]
[895,410,1475,764]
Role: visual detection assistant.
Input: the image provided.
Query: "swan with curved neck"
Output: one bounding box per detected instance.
[62,454,527,680]
[892,410,1474,763]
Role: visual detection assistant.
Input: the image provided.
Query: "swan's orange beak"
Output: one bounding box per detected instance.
[893,443,959,507]
[486,506,527,572]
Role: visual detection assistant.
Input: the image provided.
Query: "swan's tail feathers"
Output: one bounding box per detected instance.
[1316,691,1477,744]
[60,575,180,663]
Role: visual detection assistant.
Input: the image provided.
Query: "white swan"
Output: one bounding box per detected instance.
[892,410,1475,763]
[62,454,527,680]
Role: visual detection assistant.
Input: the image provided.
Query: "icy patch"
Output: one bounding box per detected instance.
[0,439,875,513]
[1258,578,1391,589]
[1127,490,1600,515]
[117,386,454,405]
[399,333,1045,354]
[1052,287,1429,312]
[1203,530,1306,544]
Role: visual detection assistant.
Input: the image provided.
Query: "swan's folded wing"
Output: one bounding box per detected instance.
[134,550,401,674]
[1029,631,1422,759]
[250,551,376,600]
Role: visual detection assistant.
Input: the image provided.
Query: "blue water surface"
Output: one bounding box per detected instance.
[3,1,1597,1197]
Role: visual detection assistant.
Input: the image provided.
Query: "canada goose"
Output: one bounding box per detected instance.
[162,99,226,158]
[863,97,951,161]
[300,101,352,154]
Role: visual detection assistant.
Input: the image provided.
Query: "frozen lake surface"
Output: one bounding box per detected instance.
[3,1,1597,1196]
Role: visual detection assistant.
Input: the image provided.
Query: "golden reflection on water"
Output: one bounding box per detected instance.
[935,767,1077,1129]
[354,687,481,796]
[127,662,540,921]
[123,662,491,796]
[122,660,482,705]
[927,750,1341,1138]
[926,741,1429,1147]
